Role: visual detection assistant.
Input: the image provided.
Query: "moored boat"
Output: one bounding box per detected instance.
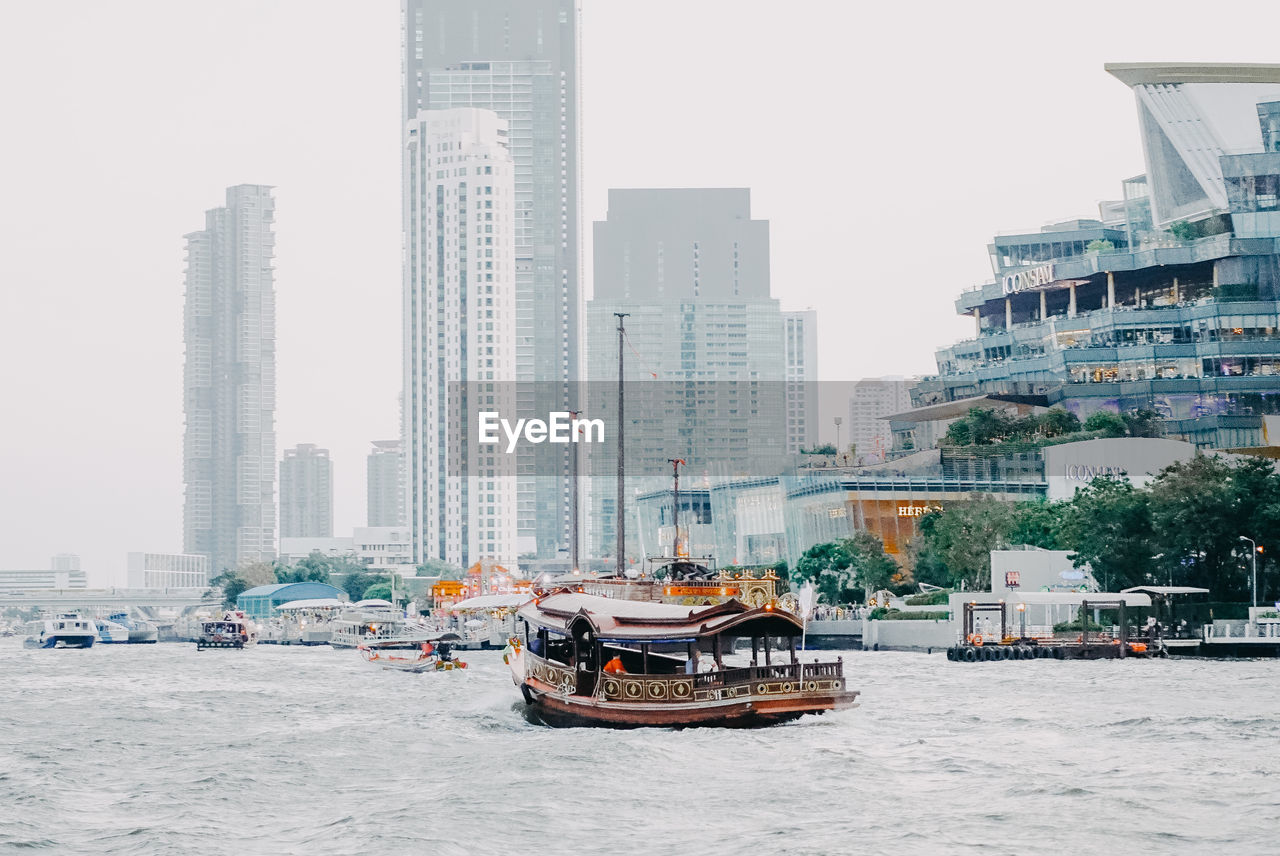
[94,617,131,644]
[108,612,159,644]
[358,632,467,673]
[196,611,257,650]
[330,600,431,649]
[24,613,97,649]
[508,590,858,728]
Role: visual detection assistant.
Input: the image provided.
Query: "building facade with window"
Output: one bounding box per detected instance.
[182,185,277,575]
[913,63,1280,450]
[367,439,406,527]
[783,310,818,454]
[403,0,581,560]
[280,444,333,538]
[585,189,788,563]
[403,107,518,570]
[126,552,210,589]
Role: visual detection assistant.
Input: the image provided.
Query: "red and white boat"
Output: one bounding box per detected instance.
[358,632,467,673]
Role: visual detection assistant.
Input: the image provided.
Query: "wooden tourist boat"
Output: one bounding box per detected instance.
[507,590,857,728]
[358,632,468,673]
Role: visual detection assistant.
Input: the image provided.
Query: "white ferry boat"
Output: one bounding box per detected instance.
[24,613,97,649]
[330,600,431,649]
[94,617,131,644]
[108,612,159,644]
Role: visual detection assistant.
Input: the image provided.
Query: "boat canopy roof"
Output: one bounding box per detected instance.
[450,593,529,611]
[275,598,346,611]
[359,631,461,648]
[518,590,802,642]
[354,599,395,608]
[1120,586,1211,596]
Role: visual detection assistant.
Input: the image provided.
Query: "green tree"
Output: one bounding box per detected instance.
[1168,220,1197,242]
[1008,500,1067,549]
[1083,410,1128,438]
[236,560,279,588]
[1039,408,1081,438]
[341,571,388,601]
[943,418,973,446]
[275,550,334,584]
[361,582,394,602]
[913,498,1014,590]
[210,571,250,607]
[1231,457,1280,603]
[1123,409,1163,439]
[841,531,903,599]
[1086,239,1115,253]
[790,540,857,604]
[968,409,1016,445]
[415,559,466,580]
[1148,456,1254,597]
[1059,476,1154,591]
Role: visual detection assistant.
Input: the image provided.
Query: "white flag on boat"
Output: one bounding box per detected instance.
[798,582,816,622]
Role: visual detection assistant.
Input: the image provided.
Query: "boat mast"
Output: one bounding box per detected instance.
[614,312,629,577]
[668,457,685,558]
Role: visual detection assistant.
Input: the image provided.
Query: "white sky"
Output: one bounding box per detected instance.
[1,0,1274,584]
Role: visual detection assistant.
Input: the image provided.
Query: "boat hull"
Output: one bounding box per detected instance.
[196,639,247,649]
[509,650,857,729]
[30,634,96,649]
[520,684,857,729]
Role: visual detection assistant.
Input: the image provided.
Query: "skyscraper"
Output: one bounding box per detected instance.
[183,185,276,575]
[402,0,581,559]
[367,439,406,527]
[783,310,818,453]
[586,189,787,560]
[848,377,915,462]
[403,107,518,569]
[280,444,333,538]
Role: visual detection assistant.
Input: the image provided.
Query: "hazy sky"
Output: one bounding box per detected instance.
[1,0,1275,583]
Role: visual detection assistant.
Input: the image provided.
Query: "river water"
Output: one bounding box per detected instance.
[1,639,1276,855]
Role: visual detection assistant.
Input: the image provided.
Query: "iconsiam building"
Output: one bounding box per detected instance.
[913,63,1280,451]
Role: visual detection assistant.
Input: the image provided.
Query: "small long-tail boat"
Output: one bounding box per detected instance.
[507,590,857,728]
[359,632,467,673]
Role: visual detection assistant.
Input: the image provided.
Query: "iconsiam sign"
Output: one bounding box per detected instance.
[1002,263,1056,295]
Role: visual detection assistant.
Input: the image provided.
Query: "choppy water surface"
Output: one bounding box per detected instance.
[1,640,1277,855]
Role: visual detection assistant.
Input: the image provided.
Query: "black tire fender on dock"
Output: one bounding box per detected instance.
[962,647,978,662]
[946,647,956,661]
[1052,647,1066,660]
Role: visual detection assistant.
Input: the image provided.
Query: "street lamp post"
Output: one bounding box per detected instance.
[1239,536,1258,608]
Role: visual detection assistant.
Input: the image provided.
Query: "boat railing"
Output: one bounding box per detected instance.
[525,650,847,702]
[692,660,842,688]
